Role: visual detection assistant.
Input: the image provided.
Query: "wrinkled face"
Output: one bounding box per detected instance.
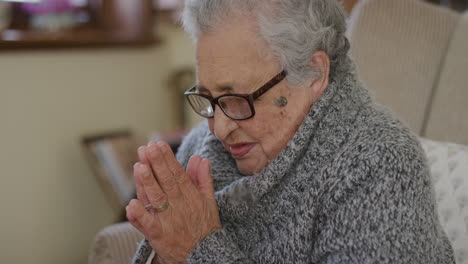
[196,21,315,175]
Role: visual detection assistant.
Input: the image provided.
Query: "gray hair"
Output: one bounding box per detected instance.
[182,0,352,86]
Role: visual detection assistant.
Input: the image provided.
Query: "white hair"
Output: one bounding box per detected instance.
[182,0,352,86]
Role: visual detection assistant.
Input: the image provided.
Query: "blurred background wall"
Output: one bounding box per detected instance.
[0,15,195,263]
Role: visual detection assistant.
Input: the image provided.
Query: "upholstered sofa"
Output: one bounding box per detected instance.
[89,0,468,263]
[348,0,468,145]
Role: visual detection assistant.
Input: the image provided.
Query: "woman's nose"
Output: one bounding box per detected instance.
[212,105,238,141]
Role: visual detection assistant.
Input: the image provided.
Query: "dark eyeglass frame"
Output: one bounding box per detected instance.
[184,70,287,121]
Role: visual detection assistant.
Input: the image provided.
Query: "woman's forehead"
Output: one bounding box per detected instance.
[196,45,263,74]
[196,22,272,69]
[194,22,280,94]
[195,54,282,96]
[196,65,258,95]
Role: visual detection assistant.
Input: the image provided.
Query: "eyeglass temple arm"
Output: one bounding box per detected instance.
[251,70,287,100]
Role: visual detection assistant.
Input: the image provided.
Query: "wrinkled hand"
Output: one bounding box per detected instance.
[126,141,221,264]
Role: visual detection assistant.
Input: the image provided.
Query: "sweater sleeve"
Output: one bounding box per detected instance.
[315,142,455,264]
[185,228,254,264]
[132,239,153,264]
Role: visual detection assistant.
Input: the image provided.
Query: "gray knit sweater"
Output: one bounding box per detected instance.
[132,71,454,263]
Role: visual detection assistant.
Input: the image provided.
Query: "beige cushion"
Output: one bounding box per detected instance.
[347,0,459,134]
[424,12,468,145]
[421,138,468,264]
[88,222,143,264]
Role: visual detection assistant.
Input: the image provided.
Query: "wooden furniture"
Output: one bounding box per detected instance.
[0,0,157,50]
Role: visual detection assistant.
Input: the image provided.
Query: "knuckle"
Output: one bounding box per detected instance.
[161,178,178,192]
[139,171,155,187]
[150,193,167,205]
[172,166,185,178]
[129,199,139,207]
[142,174,154,186]
[127,204,141,219]
[126,211,135,222]
[177,173,190,185]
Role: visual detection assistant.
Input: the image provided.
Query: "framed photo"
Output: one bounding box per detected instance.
[82,130,138,213]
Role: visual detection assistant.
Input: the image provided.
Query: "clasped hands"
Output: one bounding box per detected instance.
[126,141,221,264]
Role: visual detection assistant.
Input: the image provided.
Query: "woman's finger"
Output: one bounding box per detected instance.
[127,199,162,238]
[138,146,150,164]
[126,201,145,233]
[137,162,168,210]
[137,146,159,215]
[134,163,150,207]
[146,141,181,198]
[158,142,188,183]
[186,155,202,186]
[197,158,216,200]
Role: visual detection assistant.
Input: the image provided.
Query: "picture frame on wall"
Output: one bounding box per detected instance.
[82,130,138,213]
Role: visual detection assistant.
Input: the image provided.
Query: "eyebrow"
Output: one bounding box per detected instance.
[215,85,234,92]
[197,84,234,94]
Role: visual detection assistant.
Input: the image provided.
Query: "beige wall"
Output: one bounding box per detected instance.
[0,23,195,263]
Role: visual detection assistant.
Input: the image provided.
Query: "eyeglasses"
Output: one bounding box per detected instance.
[184,70,287,120]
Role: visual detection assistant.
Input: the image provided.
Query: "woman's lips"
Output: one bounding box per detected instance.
[228,143,256,158]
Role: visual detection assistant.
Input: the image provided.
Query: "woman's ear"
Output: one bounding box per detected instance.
[308,51,330,100]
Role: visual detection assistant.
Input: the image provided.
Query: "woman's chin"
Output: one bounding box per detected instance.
[235,158,267,176]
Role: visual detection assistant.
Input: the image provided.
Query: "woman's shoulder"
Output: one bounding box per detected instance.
[321,103,431,205]
[342,103,427,169]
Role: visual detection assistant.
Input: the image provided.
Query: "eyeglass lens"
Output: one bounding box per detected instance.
[218,96,252,119]
[187,95,214,117]
[187,94,253,119]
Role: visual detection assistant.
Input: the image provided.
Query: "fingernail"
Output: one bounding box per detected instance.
[157,141,168,153]
[138,146,146,153]
[138,164,150,177]
[148,142,159,157]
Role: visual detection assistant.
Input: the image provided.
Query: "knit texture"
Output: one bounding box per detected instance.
[132,69,455,263]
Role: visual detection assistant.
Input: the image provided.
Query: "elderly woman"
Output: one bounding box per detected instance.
[126,0,455,263]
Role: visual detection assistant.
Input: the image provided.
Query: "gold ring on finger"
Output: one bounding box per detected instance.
[144,204,153,211]
[154,201,170,213]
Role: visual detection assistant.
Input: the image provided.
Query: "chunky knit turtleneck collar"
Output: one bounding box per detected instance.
[133,66,454,264]
[195,70,372,222]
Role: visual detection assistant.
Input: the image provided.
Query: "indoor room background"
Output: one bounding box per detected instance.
[1,0,467,263]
